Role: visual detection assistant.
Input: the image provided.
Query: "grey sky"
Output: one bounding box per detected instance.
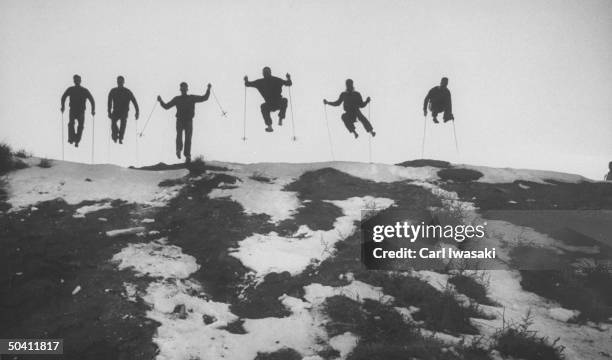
[1,0,610,179]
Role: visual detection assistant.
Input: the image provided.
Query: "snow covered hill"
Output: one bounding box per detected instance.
[1,158,611,360]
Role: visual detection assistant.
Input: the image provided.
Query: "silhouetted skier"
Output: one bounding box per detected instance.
[107,76,139,144]
[606,161,612,181]
[244,67,292,132]
[61,75,95,147]
[157,82,211,163]
[423,77,454,123]
[324,79,375,138]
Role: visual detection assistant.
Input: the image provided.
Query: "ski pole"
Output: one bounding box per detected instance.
[288,86,296,141]
[91,114,96,164]
[323,104,335,161]
[421,114,427,159]
[242,86,247,141]
[139,101,157,137]
[107,118,111,163]
[452,119,459,154]
[368,101,372,163]
[61,112,65,161]
[211,89,227,117]
[135,118,139,166]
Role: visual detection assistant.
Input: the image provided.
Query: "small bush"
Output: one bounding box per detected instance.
[220,319,247,334]
[187,156,206,176]
[493,312,565,360]
[520,265,612,322]
[13,159,28,170]
[0,143,13,174]
[322,295,487,360]
[249,171,274,183]
[449,274,497,306]
[38,158,52,168]
[323,295,369,337]
[14,149,30,158]
[158,178,185,187]
[356,272,481,334]
[0,143,29,174]
[437,168,483,182]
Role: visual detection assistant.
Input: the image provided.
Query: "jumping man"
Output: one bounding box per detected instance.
[244,67,292,132]
[61,74,95,147]
[324,79,375,138]
[157,82,211,163]
[423,77,454,123]
[107,76,139,144]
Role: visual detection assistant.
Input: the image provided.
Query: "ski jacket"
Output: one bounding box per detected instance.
[424,86,452,113]
[328,91,368,112]
[245,76,291,104]
[108,87,139,117]
[160,88,210,120]
[61,86,95,114]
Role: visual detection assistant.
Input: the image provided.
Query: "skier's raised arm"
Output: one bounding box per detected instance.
[324,93,344,107]
[282,73,292,86]
[194,84,211,103]
[244,76,255,87]
[157,95,175,110]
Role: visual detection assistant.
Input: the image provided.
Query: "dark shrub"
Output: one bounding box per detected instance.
[438,168,483,182]
[187,156,206,175]
[397,159,451,168]
[38,158,52,168]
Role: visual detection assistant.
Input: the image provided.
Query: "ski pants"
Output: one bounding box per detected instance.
[176,117,193,158]
[341,110,373,133]
[430,105,453,121]
[68,111,85,144]
[260,98,288,126]
[110,113,127,141]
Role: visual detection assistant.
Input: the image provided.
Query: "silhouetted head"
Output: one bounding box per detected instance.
[180,82,188,95]
[73,74,81,86]
[345,79,354,92]
[262,67,272,78]
[440,77,449,88]
[117,76,125,87]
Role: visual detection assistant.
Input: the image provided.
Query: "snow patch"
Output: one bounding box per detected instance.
[5,159,187,210]
[208,171,300,223]
[73,201,113,218]
[106,226,146,238]
[304,280,393,305]
[329,332,359,360]
[141,279,327,360]
[548,307,578,323]
[112,238,199,279]
[460,164,587,184]
[230,196,394,277]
